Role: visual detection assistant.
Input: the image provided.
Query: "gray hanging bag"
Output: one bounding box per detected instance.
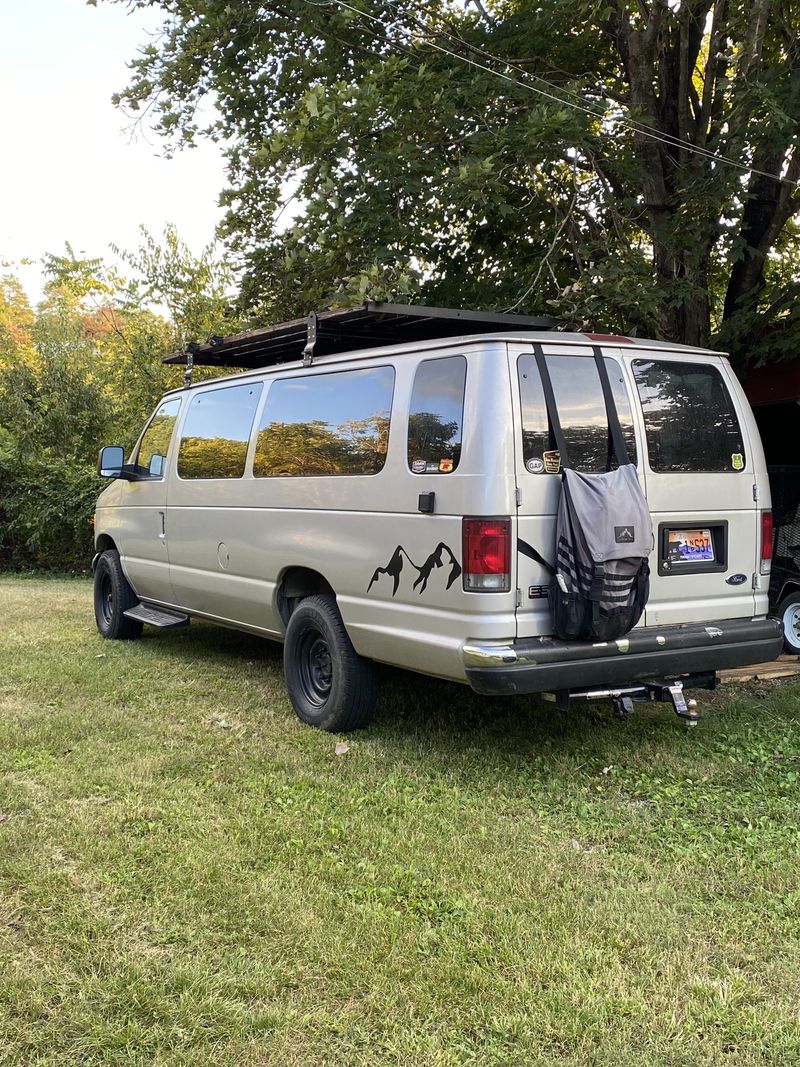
[532,347,653,642]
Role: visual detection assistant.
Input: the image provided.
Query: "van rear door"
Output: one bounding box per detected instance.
[628,352,760,626]
[510,342,642,639]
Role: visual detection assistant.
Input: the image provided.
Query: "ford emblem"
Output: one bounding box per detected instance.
[726,573,747,586]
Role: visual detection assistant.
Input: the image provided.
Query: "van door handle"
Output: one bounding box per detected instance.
[158,511,166,540]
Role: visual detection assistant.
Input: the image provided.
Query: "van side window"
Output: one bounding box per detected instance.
[407,355,467,474]
[177,383,263,480]
[632,359,746,473]
[135,397,182,478]
[517,354,637,473]
[253,366,395,477]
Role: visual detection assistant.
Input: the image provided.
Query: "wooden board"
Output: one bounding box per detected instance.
[719,655,800,684]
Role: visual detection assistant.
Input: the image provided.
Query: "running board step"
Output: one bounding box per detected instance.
[123,604,189,628]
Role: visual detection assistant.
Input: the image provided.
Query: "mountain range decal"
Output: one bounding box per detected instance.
[367,543,462,596]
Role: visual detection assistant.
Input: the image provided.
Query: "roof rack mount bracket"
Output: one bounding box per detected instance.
[184,342,201,387]
[302,311,318,367]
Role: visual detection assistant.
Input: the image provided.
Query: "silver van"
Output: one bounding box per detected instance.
[93,305,782,730]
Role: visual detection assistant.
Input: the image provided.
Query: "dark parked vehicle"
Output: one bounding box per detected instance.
[768,465,800,654]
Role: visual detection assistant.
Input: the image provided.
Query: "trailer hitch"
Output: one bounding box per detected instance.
[544,672,712,725]
[642,681,701,726]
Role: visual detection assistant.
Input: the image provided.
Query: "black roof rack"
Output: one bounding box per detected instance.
[163,302,558,373]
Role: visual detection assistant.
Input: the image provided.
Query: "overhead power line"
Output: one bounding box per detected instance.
[306,0,799,190]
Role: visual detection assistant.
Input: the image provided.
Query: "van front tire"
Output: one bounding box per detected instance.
[284,594,377,732]
[778,592,800,655]
[93,549,143,641]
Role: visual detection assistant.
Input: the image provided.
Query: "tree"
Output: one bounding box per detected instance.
[0,230,238,570]
[109,0,800,373]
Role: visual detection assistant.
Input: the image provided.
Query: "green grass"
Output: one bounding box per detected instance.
[1,575,800,1066]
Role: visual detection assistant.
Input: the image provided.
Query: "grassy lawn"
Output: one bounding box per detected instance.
[1,576,799,1066]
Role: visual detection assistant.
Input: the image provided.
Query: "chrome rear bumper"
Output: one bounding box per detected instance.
[464,616,783,695]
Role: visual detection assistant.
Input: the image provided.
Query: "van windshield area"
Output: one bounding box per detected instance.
[517,354,637,473]
[632,359,746,473]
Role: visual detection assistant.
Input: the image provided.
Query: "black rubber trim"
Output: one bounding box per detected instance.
[466,617,783,695]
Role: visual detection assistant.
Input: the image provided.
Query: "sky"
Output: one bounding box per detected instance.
[0,0,228,304]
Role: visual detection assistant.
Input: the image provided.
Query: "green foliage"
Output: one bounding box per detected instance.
[108,0,800,369]
[0,232,237,571]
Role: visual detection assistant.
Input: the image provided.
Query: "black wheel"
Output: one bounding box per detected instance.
[778,593,800,655]
[93,549,143,640]
[283,594,377,731]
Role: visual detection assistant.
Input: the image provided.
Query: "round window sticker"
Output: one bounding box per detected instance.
[526,457,545,474]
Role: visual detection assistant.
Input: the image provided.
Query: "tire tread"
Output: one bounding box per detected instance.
[94,549,143,640]
[284,594,377,731]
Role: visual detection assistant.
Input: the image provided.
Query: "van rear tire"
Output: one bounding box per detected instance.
[778,593,800,655]
[93,549,143,641]
[283,594,377,732]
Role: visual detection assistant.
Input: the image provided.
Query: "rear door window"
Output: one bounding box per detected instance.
[178,382,263,479]
[632,359,746,473]
[407,355,467,474]
[517,353,636,473]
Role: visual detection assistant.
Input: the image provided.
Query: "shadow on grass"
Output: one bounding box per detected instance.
[144,618,681,763]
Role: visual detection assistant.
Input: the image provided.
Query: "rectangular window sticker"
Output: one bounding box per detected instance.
[543,450,561,474]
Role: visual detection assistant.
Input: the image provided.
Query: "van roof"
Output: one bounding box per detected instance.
[161,328,727,395]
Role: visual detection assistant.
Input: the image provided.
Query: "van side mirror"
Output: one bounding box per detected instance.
[98,445,126,478]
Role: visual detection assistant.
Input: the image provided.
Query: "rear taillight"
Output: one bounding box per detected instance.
[760,510,774,574]
[462,518,511,592]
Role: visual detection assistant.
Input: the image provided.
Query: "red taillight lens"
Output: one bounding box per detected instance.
[462,518,511,591]
[761,510,773,574]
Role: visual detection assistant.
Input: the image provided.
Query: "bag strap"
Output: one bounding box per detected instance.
[591,346,630,467]
[533,345,571,470]
[590,562,605,627]
[518,538,555,575]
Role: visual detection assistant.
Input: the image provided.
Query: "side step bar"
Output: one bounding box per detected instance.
[123,603,190,628]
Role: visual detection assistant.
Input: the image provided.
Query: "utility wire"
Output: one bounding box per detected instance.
[307,0,799,190]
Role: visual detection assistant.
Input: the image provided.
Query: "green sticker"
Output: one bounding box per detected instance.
[731,453,744,471]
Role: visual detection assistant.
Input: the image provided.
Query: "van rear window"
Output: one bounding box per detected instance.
[517,354,637,473]
[632,360,746,473]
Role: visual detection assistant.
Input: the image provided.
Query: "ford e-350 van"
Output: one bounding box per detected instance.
[93,304,782,731]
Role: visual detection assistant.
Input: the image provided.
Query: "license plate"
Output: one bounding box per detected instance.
[667,528,714,564]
